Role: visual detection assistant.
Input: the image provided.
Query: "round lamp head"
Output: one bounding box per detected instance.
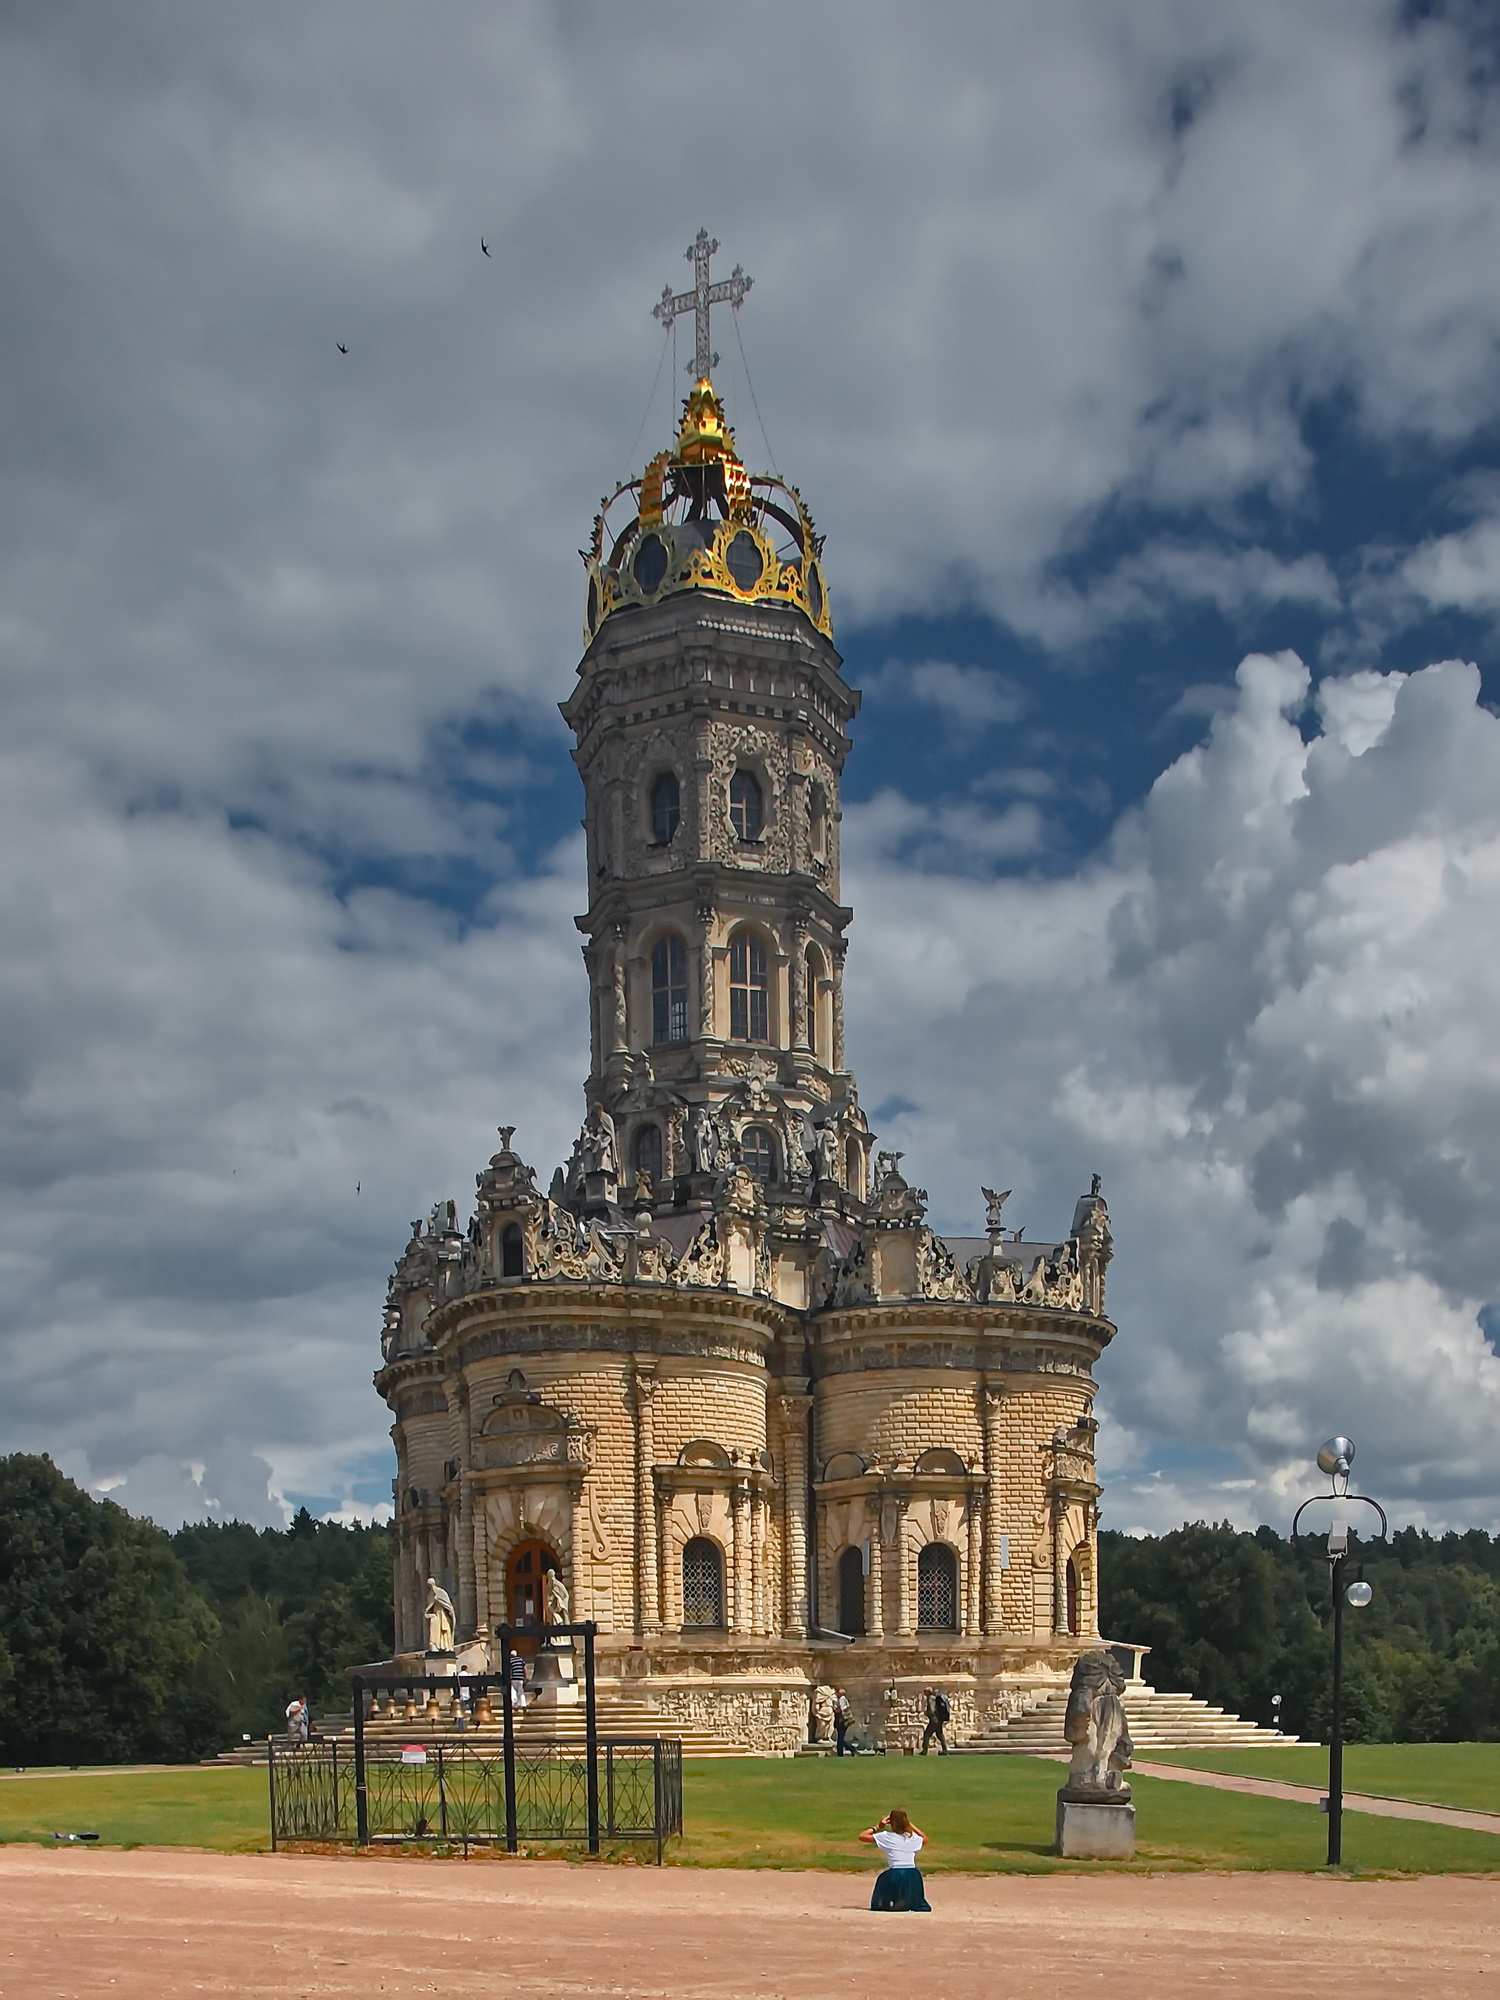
[1317,1435,1355,1478]
[1346,1580,1374,1608]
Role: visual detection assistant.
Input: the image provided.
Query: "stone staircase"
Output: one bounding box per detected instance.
[953,1681,1305,1755]
[209,1694,748,1765]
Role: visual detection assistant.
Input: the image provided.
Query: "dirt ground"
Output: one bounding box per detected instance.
[0,1847,1496,2000]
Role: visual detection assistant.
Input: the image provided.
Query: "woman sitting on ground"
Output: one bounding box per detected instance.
[860,1807,931,1912]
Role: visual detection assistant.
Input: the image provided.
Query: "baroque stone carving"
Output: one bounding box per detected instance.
[1060,1650,1133,1802]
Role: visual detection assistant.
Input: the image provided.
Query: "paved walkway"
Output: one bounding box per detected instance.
[1132,1759,1500,1836]
[2,1846,1497,2000]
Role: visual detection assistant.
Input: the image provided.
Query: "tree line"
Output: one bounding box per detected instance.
[0,1455,391,1765]
[1099,1520,1500,1742]
[5,1454,1498,1763]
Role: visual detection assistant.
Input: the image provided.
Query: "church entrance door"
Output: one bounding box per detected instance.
[506,1539,561,1655]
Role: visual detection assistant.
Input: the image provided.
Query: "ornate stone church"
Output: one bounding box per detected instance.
[375,240,1116,1753]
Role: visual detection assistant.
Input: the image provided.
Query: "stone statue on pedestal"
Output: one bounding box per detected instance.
[1061,1649,1133,1798]
[545,1569,571,1626]
[809,1683,836,1743]
[424,1575,456,1654]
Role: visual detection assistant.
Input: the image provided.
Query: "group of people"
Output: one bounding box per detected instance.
[824,1684,952,1756]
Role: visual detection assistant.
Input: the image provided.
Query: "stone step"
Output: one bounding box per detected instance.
[953,1683,1306,1755]
[209,1700,747,1765]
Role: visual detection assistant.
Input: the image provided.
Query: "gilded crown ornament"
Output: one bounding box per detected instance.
[581,235,830,644]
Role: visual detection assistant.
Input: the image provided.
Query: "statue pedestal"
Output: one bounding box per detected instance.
[527,1643,579,1708]
[1055,1793,1135,1859]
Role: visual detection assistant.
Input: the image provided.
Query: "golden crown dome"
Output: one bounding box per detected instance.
[582,378,830,645]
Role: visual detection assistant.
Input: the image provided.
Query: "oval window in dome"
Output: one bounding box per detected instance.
[725,529,763,592]
[633,533,669,596]
[806,562,824,624]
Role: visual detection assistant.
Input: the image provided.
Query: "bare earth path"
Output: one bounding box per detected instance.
[1,1848,1496,2000]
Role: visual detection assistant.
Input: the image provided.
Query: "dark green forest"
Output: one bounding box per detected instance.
[1099,1521,1500,1743]
[5,1453,1500,1763]
[0,1455,392,1765]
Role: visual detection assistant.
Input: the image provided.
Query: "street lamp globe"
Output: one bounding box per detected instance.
[1317,1436,1356,1478]
[1346,1580,1373,1608]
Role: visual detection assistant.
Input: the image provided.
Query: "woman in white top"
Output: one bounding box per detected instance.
[860,1808,931,1911]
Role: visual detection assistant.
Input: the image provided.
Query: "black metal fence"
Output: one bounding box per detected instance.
[268,1734,682,1860]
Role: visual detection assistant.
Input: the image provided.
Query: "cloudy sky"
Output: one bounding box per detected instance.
[5,0,1500,1535]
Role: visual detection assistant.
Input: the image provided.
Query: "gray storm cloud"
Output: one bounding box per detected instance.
[3,1,1500,1522]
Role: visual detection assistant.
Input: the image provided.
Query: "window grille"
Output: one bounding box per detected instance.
[651,934,689,1043]
[916,1543,958,1631]
[681,1538,724,1628]
[741,1125,775,1184]
[634,1123,663,1184]
[728,932,768,1042]
[729,770,763,841]
[650,772,681,845]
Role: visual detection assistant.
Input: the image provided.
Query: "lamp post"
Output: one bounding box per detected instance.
[1291,1436,1387,1867]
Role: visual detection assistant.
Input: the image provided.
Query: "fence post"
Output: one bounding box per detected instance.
[267,1737,278,1852]
[500,1630,518,1853]
[352,1676,369,1848]
[583,1622,600,1856]
[654,1739,664,1866]
[437,1741,448,1841]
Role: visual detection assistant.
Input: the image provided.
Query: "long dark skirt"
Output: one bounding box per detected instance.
[870,1866,931,1912]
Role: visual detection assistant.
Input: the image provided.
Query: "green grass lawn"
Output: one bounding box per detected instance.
[1,1755,1496,1873]
[0,1766,267,1853]
[1139,1742,1500,1815]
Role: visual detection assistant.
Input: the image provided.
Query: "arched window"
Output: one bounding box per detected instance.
[804,944,824,1058]
[1065,1554,1081,1637]
[681,1538,725,1629]
[728,931,768,1042]
[634,1122,663,1185]
[837,1545,866,1637]
[916,1543,958,1631]
[741,1125,775,1184]
[651,933,689,1044]
[500,1223,524,1278]
[650,772,681,845]
[729,769,763,841]
[844,1136,864,1199]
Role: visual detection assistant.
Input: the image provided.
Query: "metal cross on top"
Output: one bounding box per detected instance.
[653,229,753,381]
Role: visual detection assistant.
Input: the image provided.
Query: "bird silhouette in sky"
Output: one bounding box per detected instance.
[336,342,348,354]
[481,238,491,257]
[356,1182,361,1195]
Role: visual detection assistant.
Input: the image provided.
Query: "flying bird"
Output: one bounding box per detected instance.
[481,238,491,257]
[336,342,348,354]
[356,1182,361,1195]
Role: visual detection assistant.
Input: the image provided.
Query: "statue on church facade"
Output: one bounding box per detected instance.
[424,1576,456,1654]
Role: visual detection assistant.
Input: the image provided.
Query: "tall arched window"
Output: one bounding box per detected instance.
[804,944,824,1058]
[729,769,763,841]
[844,1136,864,1199]
[1065,1554,1081,1637]
[916,1543,958,1631]
[741,1125,775,1184]
[650,772,681,845]
[651,933,689,1044]
[837,1545,866,1636]
[728,931,768,1042]
[500,1223,524,1278]
[634,1122,663,1185]
[681,1538,725,1628]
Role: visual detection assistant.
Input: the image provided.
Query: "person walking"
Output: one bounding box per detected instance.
[860,1808,931,1911]
[507,1649,528,1713]
[833,1686,854,1755]
[920,1685,950,1754]
[285,1695,310,1745]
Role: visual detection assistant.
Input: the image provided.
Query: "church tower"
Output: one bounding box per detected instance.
[375,238,1118,1753]
[561,369,873,1221]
